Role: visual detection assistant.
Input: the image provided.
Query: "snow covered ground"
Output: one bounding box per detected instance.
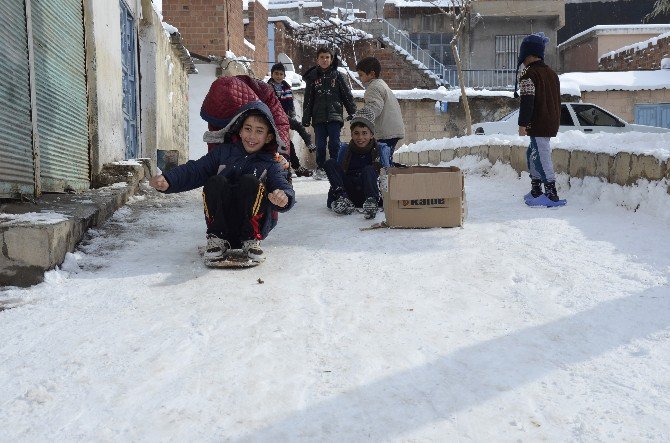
[1,157,670,441]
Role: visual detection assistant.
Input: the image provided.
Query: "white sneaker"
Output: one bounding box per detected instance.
[205,234,230,261]
[242,239,264,262]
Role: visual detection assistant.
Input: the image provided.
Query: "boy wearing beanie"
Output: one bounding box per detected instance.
[514,32,566,207]
[323,108,391,219]
[268,62,315,177]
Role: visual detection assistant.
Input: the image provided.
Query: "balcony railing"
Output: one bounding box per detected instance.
[443,68,518,90]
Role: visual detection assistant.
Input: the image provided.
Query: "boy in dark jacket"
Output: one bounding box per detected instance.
[324,108,391,219]
[302,46,357,180]
[267,62,314,177]
[149,102,295,266]
[514,32,566,207]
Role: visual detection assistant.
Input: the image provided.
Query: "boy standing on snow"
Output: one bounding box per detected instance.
[149,102,295,266]
[324,108,391,219]
[514,32,565,207]
[302,46,357,180]
[267,62,314,177]
[355,56,405,155]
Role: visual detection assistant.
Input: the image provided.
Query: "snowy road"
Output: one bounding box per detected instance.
[2,158,670,441]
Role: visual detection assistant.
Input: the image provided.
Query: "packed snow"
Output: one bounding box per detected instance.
[1,155,670,440]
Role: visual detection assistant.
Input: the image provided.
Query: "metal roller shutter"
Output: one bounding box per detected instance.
[31,0,89,192]
[0,2,34,198]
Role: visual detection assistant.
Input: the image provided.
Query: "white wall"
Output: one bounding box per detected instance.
[85,0,126,176]
[188,64,218,160]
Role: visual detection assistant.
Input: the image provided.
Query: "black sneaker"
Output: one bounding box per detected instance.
[242,239,264,262]
[362,197,378,219]
[332,195,355,215]
[204,234,230,261]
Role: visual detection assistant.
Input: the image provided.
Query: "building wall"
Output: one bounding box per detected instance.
[161,0,246,59]
[560,36,599,72]
[267,6,324,22]
[85,0,128,179]
[247,1,269,78]
[581,89,670,123]
[469,16,560,70]
[137,0,190,167]
[600,34,670,71]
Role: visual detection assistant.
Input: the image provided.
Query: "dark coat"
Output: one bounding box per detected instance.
[302,57,357,126]
[268,79,295,117]
[517,61,561,137]
[163,103,295,238]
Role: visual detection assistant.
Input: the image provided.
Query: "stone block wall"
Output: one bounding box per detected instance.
[395,145,670,191]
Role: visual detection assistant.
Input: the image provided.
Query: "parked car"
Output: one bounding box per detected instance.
[474,102,670,135]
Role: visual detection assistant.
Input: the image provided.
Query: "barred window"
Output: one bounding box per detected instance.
[495,35,527,69]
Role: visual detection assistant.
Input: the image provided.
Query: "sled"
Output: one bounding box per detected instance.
[524,193,567,207]
[197,245,259,268]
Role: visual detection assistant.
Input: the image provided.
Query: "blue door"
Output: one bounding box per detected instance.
[635,104,670,129]
[120,0,138,159]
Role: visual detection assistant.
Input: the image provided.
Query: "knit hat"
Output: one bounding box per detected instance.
[350,107,375,134]
[513,32,550,98]
[271,62,285,73]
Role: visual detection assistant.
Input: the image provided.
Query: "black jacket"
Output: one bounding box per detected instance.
[302,57,356,126]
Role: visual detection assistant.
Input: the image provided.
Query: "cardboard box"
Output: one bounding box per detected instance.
[381,166,465,228]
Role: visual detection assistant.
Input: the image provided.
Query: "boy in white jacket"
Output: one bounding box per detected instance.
[355,57,405,155]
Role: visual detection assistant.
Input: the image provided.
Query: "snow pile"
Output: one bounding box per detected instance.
[600,31,670,61]
[396,131,670,161]
[559,70,670,94]
[0,211,68,226]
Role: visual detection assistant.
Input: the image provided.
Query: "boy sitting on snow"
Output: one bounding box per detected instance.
[149,102,295,266]
[324,108,391,219]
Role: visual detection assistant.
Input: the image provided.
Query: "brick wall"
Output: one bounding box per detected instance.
[247,1,268,77]
[600,34,670,71]
[162,0,269,77]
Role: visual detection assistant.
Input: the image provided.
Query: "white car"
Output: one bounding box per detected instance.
[474,102,670,135]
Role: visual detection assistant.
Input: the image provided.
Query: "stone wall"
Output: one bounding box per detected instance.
[395,145,670,191]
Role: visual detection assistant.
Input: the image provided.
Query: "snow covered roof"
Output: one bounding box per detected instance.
[243,0,270,9]
[600,31,670,61]
[268,0,323,9]
[558,24,670,49]
[385,0,456,7]
[559,70,670,94]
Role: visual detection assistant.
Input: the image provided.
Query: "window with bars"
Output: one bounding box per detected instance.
[495,34,527,69]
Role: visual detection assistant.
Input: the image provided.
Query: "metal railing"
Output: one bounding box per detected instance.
[378,19,446,85]
[443,68,518,90]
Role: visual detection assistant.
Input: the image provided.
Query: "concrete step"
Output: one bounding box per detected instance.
[1,162,148,287]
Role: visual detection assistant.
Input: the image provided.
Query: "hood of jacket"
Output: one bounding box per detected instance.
[203,101,286,153]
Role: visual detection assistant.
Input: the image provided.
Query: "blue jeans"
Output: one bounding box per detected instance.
[526,136,555,182]
[314,121,343,168]
[378,138,400,156]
